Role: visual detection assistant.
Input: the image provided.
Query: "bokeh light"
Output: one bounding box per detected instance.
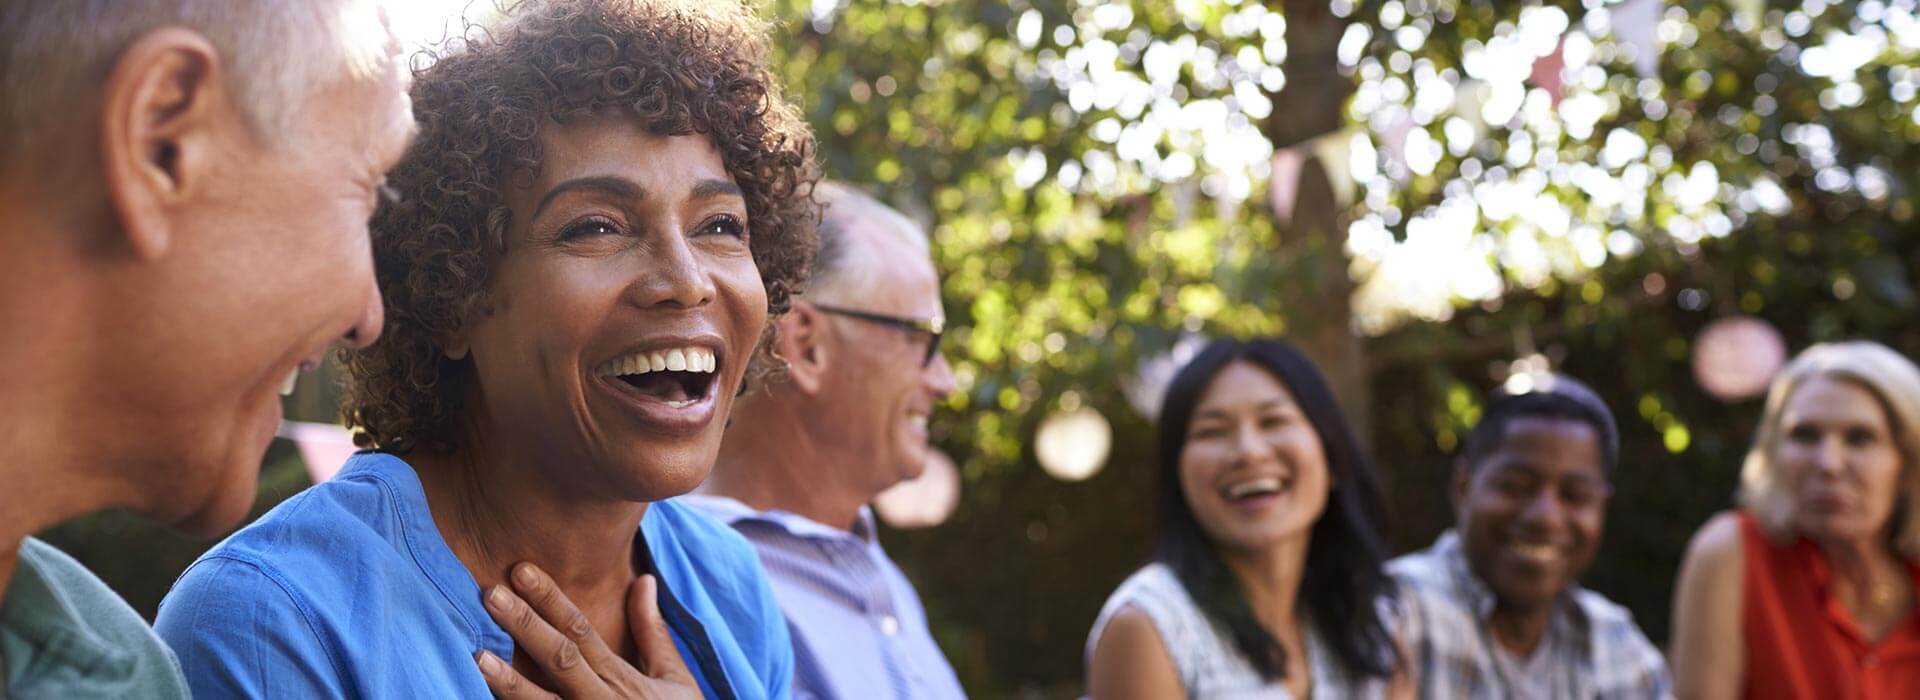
[1034,407,1112,482]
[874,449,963,529]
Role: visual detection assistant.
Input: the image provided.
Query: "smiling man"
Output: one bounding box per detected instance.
[686,182,966,700]
[1389,376,1671,699]
[0,0,409,696]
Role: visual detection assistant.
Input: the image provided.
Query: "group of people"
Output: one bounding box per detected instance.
[1,0,1918,699]
[1113,336,1920,700]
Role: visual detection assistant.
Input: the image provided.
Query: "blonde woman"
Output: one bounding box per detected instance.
[1672,341,1920,699]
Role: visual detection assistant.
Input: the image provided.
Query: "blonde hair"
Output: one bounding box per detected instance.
[0,0,397,157]
[1739,340,1920,559]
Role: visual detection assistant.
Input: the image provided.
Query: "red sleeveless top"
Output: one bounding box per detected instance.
[1740,511,1920,699]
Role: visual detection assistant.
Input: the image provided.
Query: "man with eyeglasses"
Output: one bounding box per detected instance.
[686,181,966,699]
[1388,376,1671,699]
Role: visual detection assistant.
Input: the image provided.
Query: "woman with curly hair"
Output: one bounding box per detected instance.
[155,1,819,697]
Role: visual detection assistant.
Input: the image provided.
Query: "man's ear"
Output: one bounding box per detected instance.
[776,303,829,395]
[98,28,229,261]
[1450,458,1473,520]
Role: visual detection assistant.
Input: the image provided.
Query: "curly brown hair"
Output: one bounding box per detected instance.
[341,0,819,453]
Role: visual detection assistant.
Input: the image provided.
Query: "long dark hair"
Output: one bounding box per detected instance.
[1154,338,1398,680]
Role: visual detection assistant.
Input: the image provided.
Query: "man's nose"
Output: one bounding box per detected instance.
[923,350,957,398]
[340,276,385,350]
[1519,486,1565,528]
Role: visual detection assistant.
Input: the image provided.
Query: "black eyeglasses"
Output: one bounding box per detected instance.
[812,303,945,367]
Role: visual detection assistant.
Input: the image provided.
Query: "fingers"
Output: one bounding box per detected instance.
[628,574,695,684]
[475,650,559,700]
[481,565,600,697]
[505,562,631,684]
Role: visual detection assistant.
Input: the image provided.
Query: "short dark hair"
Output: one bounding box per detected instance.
[1464,375,1619,473]
[1154,338,1399,682]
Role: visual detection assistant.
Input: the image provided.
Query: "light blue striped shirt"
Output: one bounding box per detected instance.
[682,495,967,700]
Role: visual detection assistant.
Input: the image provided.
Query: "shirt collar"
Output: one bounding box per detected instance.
[678,494,878,544]
[339,452,515,660]
[0,540,136,687]
[1433,529,1589,633]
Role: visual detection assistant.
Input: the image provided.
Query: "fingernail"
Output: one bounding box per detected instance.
[476,651,503,675]
[513,564,538,588]
[487,585,510,610]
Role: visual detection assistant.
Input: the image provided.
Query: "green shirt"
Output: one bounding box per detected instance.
[0,537,187,699]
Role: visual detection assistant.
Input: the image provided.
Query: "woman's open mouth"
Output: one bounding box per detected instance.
[594,345,722,433]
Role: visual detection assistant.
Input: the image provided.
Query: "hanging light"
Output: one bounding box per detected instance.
[873,449,961,529]
[1035,407,1112,482]
[1503,352,1554,395]
[1692,316,1786,402]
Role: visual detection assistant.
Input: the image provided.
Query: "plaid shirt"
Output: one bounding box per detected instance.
[1388,531,1673,700]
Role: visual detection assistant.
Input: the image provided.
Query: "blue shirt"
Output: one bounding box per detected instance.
[155,452,792,699]
[681,495,965,700]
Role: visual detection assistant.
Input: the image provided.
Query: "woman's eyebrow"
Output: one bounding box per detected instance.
[689,178,744,203]
[533,175,646,218]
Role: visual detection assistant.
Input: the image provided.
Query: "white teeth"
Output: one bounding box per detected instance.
[908,414,929,431]
[596,347,718,377]
[280,368,300,397]
[1225,477,1284,500]
[1512,543,1558,561]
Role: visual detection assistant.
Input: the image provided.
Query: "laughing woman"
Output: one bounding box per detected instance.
[1085,339,1409,699]
[155,1,819,697]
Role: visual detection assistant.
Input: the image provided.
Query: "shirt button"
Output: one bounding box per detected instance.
[880,615,900,636]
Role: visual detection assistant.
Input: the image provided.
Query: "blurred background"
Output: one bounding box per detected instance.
[42,0,1920,696]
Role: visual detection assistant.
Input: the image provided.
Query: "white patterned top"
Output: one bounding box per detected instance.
[1085,563,1392,700]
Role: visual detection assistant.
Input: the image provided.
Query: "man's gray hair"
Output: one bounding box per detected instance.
[808,181,930,300]
[0,0,396,158]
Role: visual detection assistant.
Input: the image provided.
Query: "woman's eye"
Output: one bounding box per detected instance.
[1846,428,1879,447]
[1191,426,1226,440]
[699,215,747,239]
[559,219,620,240]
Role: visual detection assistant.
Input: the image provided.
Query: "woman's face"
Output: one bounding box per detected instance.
[461,116,767,501]
[1178,360,1331,554]
[1775,374,1907,544]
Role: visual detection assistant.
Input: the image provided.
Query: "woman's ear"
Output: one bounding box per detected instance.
[440,323,471,361]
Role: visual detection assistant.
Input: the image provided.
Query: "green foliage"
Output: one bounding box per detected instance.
[1355,0,1920,643]
[768,1,1311,693]
[777,0,1920,694]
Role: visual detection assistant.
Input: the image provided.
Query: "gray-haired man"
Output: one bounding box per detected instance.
[0,1,412,695]
[688,182,967,699]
